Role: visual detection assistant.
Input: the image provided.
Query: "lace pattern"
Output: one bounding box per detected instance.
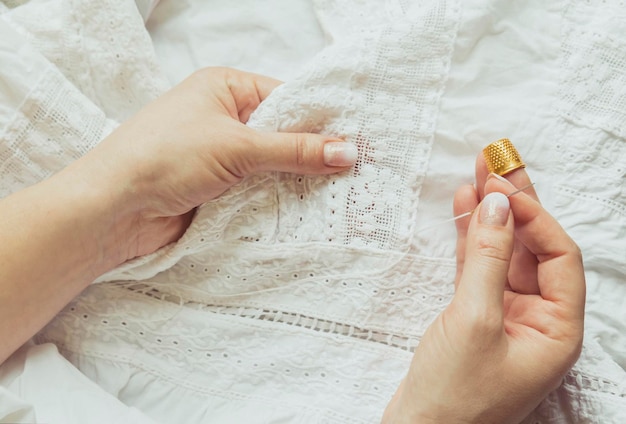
[0,59,115,197]
[549,0,626,375]
[2,0,168,122]
[36,283,412,423]
[555,0,626,208]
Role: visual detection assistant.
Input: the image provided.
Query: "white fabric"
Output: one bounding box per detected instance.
[0,342,157,423]
[147,0,327,84]
[0,0,625,423]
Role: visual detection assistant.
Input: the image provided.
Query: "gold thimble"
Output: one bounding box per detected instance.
[482,138,525,176]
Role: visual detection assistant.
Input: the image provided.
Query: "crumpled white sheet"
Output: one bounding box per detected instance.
[0,0,625,423]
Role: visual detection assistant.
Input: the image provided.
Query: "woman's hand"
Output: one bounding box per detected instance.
[78,67,357,263]
[383,160,585,424]
[0,67,356,365]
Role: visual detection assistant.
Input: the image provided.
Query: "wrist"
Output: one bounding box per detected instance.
[53,153,140,275]
[0,143,140,363]
[67,136,192,265]
[383,381,440,424]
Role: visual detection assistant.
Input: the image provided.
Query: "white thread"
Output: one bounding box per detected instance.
[414,182,536,234]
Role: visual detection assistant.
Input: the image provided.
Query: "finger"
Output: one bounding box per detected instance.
[228,70,283,123]
[475,151,539,202]
[219,67,282,123]
[502,184,586,317]
[193,67,283,123]
[477,148,540,294]
[247,130,358,175]
[453,184,479,289]
[484,174,540,295]
[456,192,515,313]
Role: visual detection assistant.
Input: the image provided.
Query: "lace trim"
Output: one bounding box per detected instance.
[39,281,626,424]
[37,283,413,423]
[0,69,114,197]
[564,372,626,399]
[117,281,626,401]
[117,282,420,352]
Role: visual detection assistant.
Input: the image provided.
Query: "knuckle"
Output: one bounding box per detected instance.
[184,68,220,93]
[293,133,309,166]
[475,314,503,337]
[188,67,233,89]
[473,302,502,327]
[571,334,584,362]
[189,67,216,83]
[238,129,260,168]
[195,66,226,78]
[474,234,511,263]
[223,127,258,177]
[567,331,584,362]
[571,241,583,262]
[553,322,584,371]
[459,302,503,337]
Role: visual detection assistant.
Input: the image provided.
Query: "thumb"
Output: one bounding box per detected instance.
[249,130,358,175]
[456,192,515,312]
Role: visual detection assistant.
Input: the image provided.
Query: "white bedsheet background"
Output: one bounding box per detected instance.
[0,0,625,423]
[148,0,327,83]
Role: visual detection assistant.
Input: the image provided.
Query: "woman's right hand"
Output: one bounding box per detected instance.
[383,160,585,424]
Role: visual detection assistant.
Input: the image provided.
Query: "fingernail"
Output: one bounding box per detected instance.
[488,173,514,186]
[479,192,510,226]
[324,141,358,167]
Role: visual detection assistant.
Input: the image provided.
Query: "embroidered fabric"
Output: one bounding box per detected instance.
[550,0,626,375]
[38,283,413,423]
[0,0,625,423]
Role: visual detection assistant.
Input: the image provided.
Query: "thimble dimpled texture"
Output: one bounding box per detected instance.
[482,138,526,176]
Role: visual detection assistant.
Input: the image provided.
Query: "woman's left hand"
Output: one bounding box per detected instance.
[0,67,357,364]
[78,67,357,262]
